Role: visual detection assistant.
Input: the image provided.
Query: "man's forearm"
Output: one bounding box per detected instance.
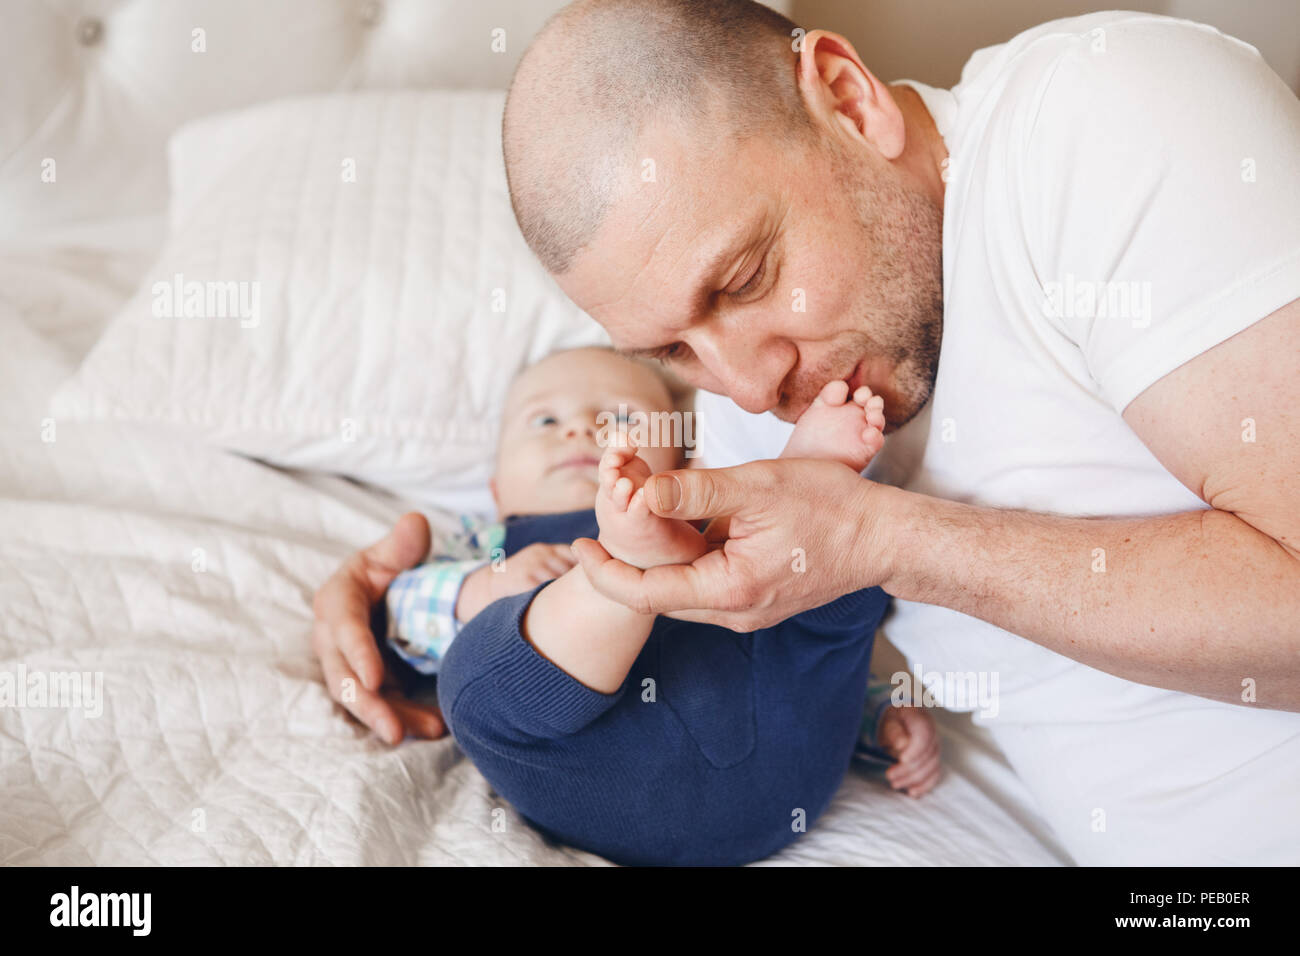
[869,482,1300,710]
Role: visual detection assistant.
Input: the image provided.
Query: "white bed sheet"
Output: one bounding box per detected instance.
[0,224,1073,866]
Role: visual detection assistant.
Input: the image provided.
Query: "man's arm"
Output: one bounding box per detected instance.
[882,298,1300,708]
[574,299,1300,709]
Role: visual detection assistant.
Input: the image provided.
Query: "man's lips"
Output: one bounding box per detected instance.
[845,360,868,395]
[548,455,601,475]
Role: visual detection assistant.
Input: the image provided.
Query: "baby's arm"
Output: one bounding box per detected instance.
[386,539,576,675]
[385,558,486,675]
[456,542,576,621]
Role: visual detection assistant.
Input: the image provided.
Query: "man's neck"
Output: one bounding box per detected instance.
[890,83,949,210]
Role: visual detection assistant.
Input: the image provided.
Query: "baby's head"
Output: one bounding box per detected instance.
[491,347,684,517]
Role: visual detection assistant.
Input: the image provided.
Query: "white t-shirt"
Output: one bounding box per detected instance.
[694,12,1300,865]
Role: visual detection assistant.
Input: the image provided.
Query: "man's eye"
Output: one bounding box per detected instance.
[528,412,558,428]
[731,256,767,299]
[653,343,687,364]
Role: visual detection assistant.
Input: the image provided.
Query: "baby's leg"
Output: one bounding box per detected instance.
[781,381,886,471]
[515,441,708,694]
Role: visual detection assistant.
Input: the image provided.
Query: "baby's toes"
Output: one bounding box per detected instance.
[620,449,654,484]
[818,380,850,406]
[612,475,635,510]
[627,486,651,520]
[862,427,885,457]
[598,447,627,485]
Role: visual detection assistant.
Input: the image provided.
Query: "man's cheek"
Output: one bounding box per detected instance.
[675,363,722,397]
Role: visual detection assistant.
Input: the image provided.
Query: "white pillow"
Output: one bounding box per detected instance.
[52,90,608,514]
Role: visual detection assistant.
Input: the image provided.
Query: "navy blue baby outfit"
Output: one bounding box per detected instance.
[436,508,890,866]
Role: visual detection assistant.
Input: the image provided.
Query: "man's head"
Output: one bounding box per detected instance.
[491,346,682,518]
[503,0,946,429]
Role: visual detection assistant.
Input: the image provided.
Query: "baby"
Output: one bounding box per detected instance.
[383,346,940,865]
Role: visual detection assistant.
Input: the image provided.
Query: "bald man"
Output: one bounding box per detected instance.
[313,1,1300,865]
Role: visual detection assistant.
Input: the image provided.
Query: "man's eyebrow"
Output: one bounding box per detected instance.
[691,214,765,305]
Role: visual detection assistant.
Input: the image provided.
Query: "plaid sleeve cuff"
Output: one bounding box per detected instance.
[854,678,901,768]
[384,559,485,675]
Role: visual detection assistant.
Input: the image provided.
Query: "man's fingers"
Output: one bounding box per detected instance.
[336,617,386,691]
[386,696,447,739]
[644,464,765,521]
[314,573,385,691]
[571,538,650,611]
[358,512,431,595]
[317,638,404,744]
[572,537,728,616]
[350,688,406,746]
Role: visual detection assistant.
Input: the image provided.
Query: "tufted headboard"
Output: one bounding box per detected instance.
[0,0,796,239]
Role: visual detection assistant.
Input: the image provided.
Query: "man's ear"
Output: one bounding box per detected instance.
[796,29,906,161]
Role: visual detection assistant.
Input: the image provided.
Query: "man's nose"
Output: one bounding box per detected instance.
[691,331,785,415]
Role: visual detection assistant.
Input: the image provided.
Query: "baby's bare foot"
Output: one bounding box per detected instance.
[594,439,708,570]
[781,380,885,472]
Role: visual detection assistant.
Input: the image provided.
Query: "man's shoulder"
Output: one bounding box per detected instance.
[957,11,1259,92]
[950,11,1271,155]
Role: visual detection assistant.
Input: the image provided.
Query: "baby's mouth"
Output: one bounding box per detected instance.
[548,455,601,475]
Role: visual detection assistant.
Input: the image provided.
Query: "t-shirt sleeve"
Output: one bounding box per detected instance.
[693,389,793,468]
[1021,19,1300,413]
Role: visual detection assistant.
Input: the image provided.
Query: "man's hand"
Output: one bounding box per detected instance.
[572,458,884,631]
[311,512,445,744]
[456,542,578,621]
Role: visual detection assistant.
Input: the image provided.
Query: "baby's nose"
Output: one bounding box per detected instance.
[563,416,597,439]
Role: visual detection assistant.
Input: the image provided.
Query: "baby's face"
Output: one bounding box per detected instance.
[492,348,683,517]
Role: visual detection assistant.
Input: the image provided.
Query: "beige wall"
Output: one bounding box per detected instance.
[791,0,1300,94]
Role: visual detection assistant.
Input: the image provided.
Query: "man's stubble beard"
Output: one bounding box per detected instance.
[775,154,944,430]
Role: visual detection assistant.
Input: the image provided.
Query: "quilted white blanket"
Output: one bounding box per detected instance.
[0,229,1071,865]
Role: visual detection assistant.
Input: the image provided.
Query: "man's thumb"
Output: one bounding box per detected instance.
[363,512,431,584]
[645,467,749,521]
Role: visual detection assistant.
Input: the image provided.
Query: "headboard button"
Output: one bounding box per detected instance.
[75,16,103,46]
[359,1,383,27]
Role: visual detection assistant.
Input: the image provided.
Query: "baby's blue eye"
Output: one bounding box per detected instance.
[528,412,558,428]
[614,409,632,423]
